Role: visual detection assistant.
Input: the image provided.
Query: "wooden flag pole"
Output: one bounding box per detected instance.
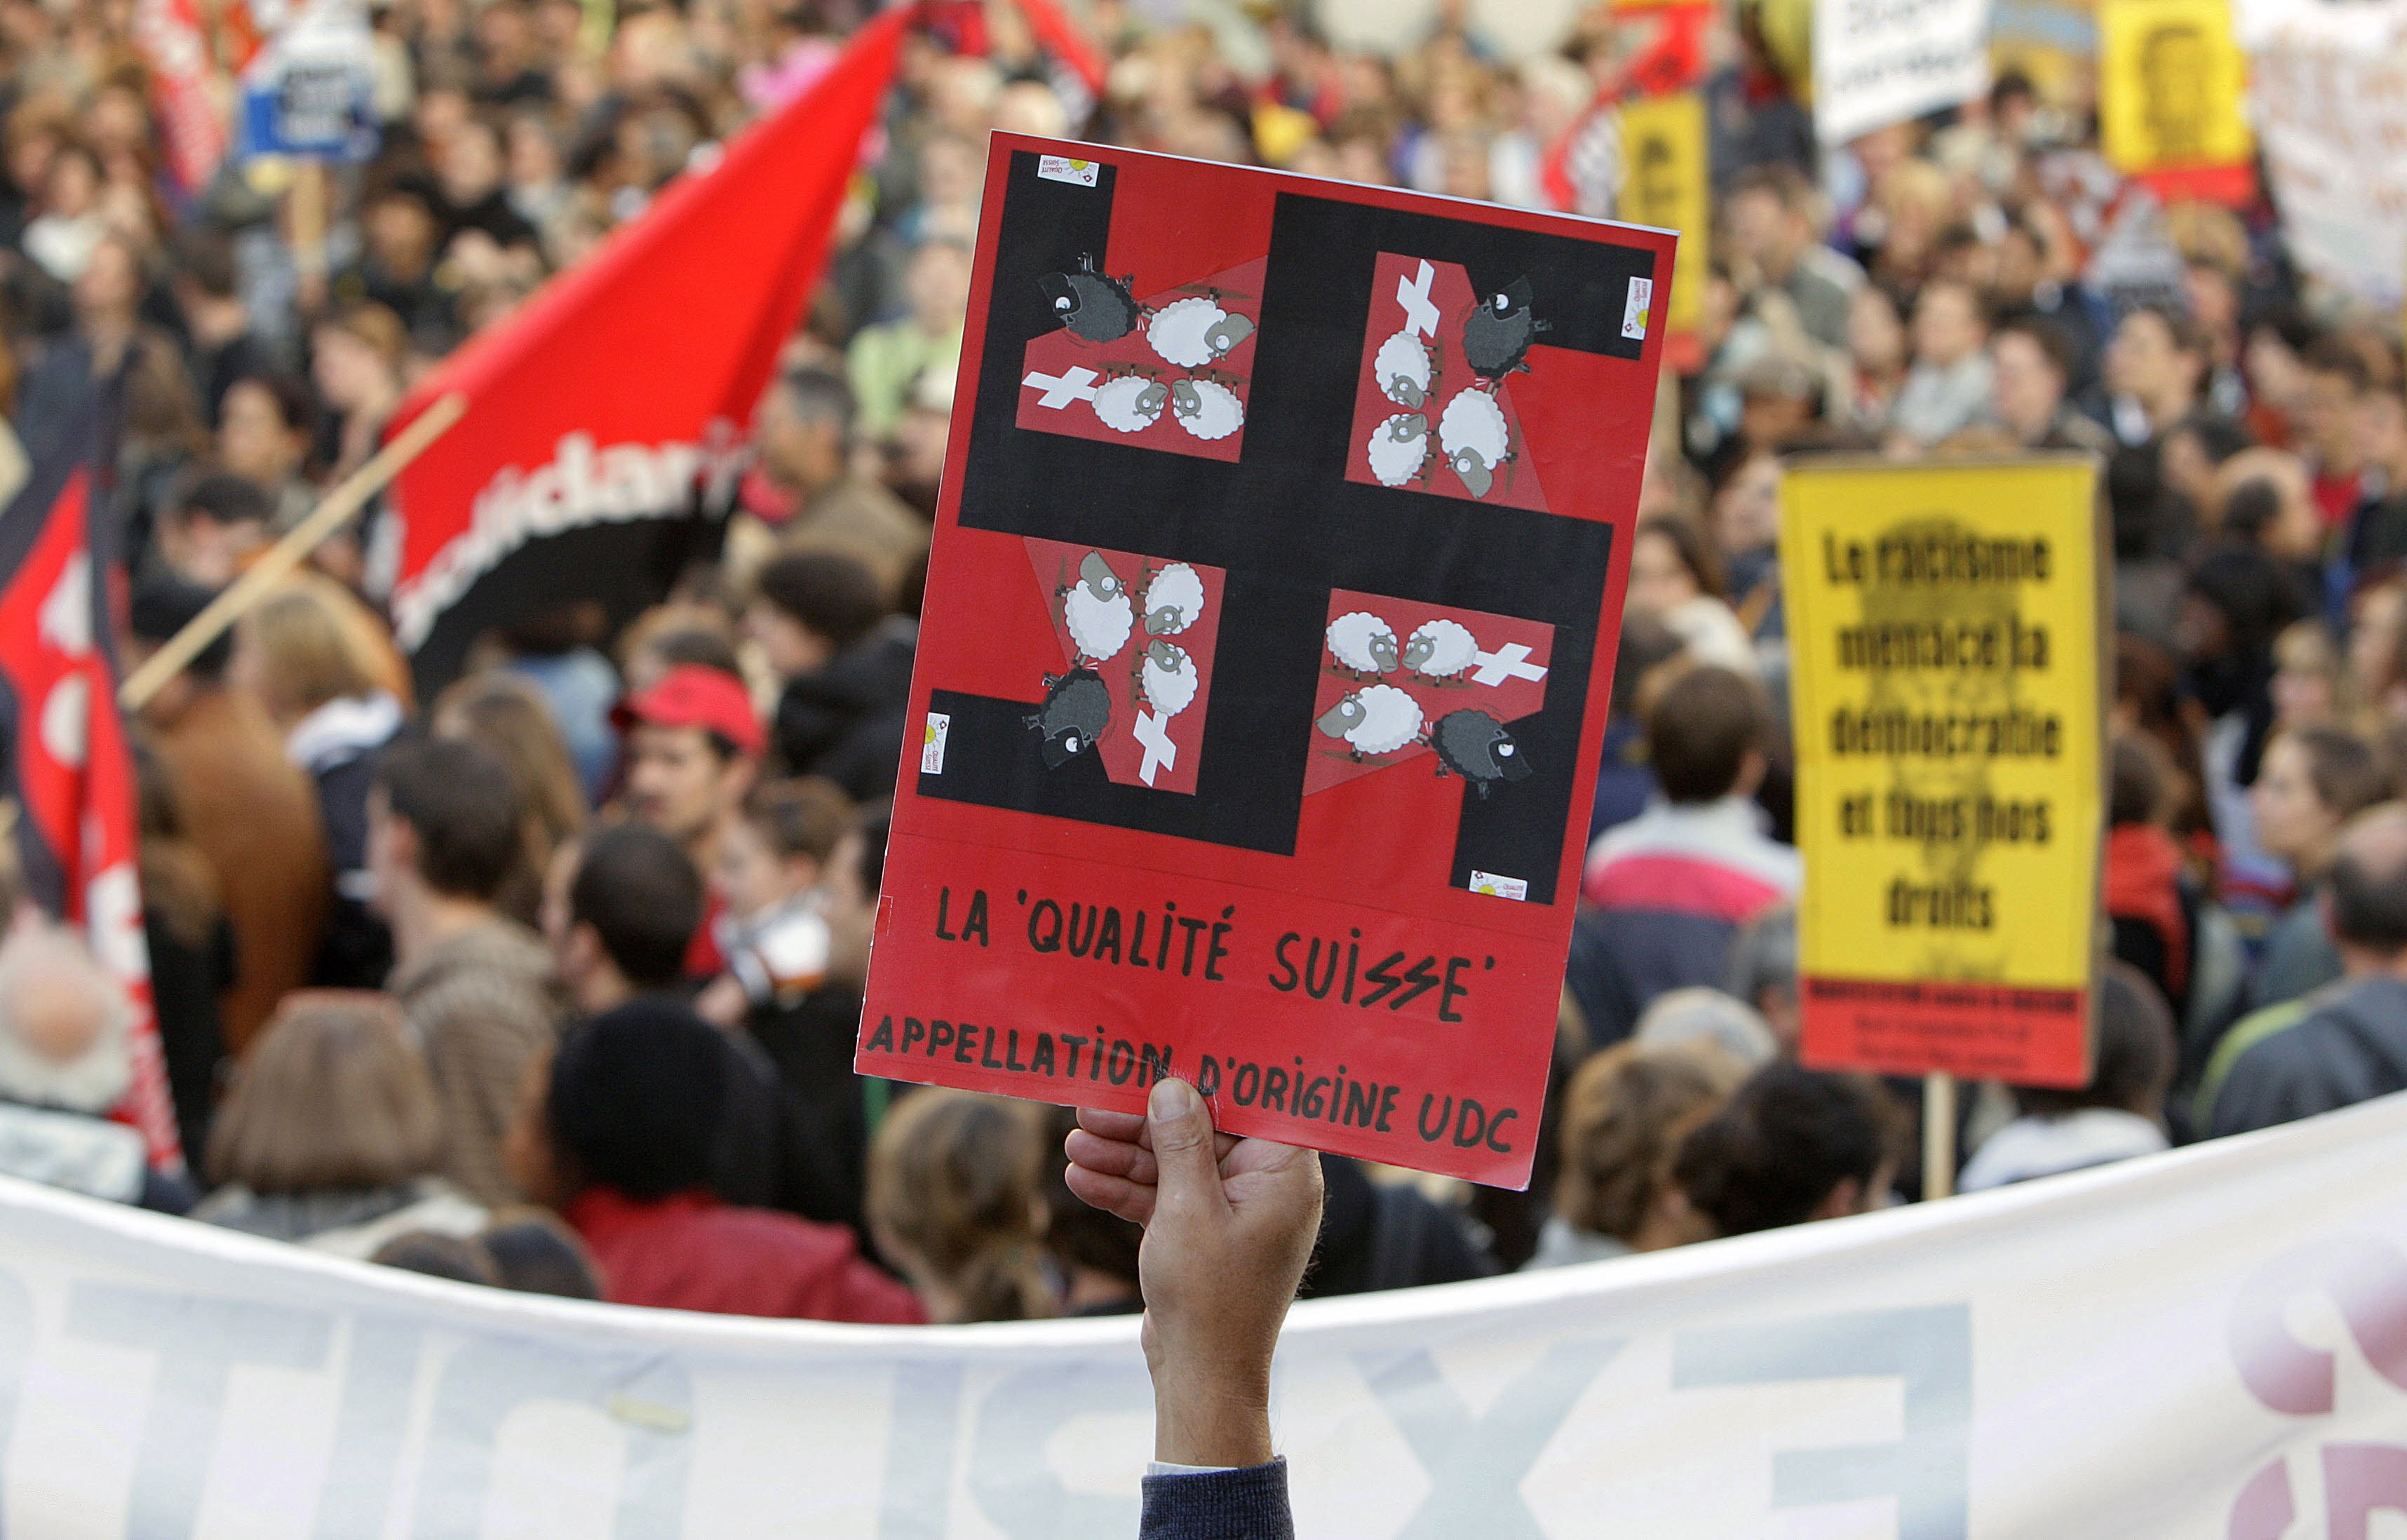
[119,391,470,712]
[1923,1069,1957,1202]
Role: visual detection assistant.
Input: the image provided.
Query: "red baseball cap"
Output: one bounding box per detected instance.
[612,664,765,759]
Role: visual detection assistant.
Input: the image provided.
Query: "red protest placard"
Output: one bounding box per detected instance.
[856,137,1676,1187]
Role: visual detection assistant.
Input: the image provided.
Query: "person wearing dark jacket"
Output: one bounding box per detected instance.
[504,997,922,1323]
[747,549,917,802]
[544,822,818,1215]
[2200,805,2407,1137]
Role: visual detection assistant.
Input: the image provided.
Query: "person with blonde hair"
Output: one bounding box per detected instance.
[1528,1041,1746,1269]
[867,1088,1057,1323]
[192,992,485,1255]
[232,583,405,988]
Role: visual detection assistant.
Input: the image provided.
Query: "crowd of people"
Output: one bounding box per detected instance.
[0,0,2394,1417]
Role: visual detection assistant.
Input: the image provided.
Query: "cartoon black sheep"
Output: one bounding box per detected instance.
[1040,255,1141,344]
[1029,668,1113,769]
[1462,278,1547,380]
[1428,709,1532,797]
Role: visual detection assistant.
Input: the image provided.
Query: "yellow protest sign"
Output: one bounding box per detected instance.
[1779,457,2104,1086]
[1617,91,1708,346]
[2101,0,2253,175]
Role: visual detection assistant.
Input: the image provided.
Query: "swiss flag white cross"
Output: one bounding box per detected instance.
[1396,260,1440,339]
[1471,642,1548,687]
[1134,708,1178,785]
[1023,366,1100,409]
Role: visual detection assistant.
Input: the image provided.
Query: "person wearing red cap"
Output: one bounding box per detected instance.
[612,663,764,975]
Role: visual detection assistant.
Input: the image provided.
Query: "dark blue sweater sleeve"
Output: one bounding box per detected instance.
[1138,1459,1294,1540]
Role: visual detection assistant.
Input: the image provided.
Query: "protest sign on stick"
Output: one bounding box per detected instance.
[1813,0,1993,145]
[1616,91,1709,373]
[855,137,1676,1187]
[1780,458,2106,1119]
[2101,0,2256,206]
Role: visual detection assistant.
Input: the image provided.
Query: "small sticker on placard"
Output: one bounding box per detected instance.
[1621,277,1653,340]
[1038,156,1100,187]
[922,712,951,774]
[1469,870,1528,901]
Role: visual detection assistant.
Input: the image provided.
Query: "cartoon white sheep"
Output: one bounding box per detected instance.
[1316,684,1423,757]
[1366,413,1432,488]
[1142,562,1206,635]
[1375,328,1433,407]
[1438,387,1511,497]
[1147,295,1256,370]
[1326,611,1399,676]
[1061,550,1134,663]
[1171,378,1246,441]
[1403,618,1479,682]
[1138,639,1199,717]
[1091,374,1168,434]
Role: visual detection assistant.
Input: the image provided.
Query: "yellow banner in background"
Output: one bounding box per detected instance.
[2100,0,2253,173]
[1617,91,1708,341]
[1780,457,2103,1085]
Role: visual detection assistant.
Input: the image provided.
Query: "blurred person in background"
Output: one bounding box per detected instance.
[370,738,566,1206]
[698,778,876,1237]
[431,672,590,928]
[476,1205,605,1299]
[612,660,762,972]
[2202,806,2407,1137]
[215,372,321,533]
[1529,1041,1744,1269]
[745,366,928,598]
[867,1088,1058,1323]
[1961,964,2176,1190]
[0,926,189,1212]
[1888,277,1993,448]
[1673,1062,1902,1237]
[1992,316,2110,454]
[130,575,330,1053]
[233,584,405,991]
[130,736,229,1164]
[750,548,916,800]
[1580,667,1798,1046]
[502,998,922,1321]
[1040,1103,1144,1316]
[1625,516,1752,670]
[193,992,484,1252]
[2244,727,2392,1014]
[544,822,811,1214]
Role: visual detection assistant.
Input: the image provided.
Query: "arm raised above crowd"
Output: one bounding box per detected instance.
[1067,1076,1320,1536]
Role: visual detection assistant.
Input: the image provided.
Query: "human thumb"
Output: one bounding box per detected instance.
[1147,1076,1224,1215]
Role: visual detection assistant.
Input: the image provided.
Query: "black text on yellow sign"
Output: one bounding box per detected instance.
[1780,457,2104,1086]
[1617,92,1708,340]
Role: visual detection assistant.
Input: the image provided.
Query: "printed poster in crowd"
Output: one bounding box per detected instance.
[1780,457,2105,1086]
[2248,0,2407,309]
[1812,0,1993,145]
[2100,0,2256,206]
[1615,90,1708,372]
[237,0,377,162]
[856,137,1676,1187]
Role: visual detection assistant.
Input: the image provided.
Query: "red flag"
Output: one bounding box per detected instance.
[0,447,182,1171]
[133,0,230,194]
[382,5,908,690]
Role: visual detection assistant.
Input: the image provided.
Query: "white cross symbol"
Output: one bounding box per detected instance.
[1023,366,1100,409]
[1396,260,1440,338]
[1471,643,1548,687]
[1133,709,1178,785]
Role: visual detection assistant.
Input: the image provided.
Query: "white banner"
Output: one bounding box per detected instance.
[2249,3,2407,307]
[0,1094,2404,1536]
[1814,0,1994,144]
